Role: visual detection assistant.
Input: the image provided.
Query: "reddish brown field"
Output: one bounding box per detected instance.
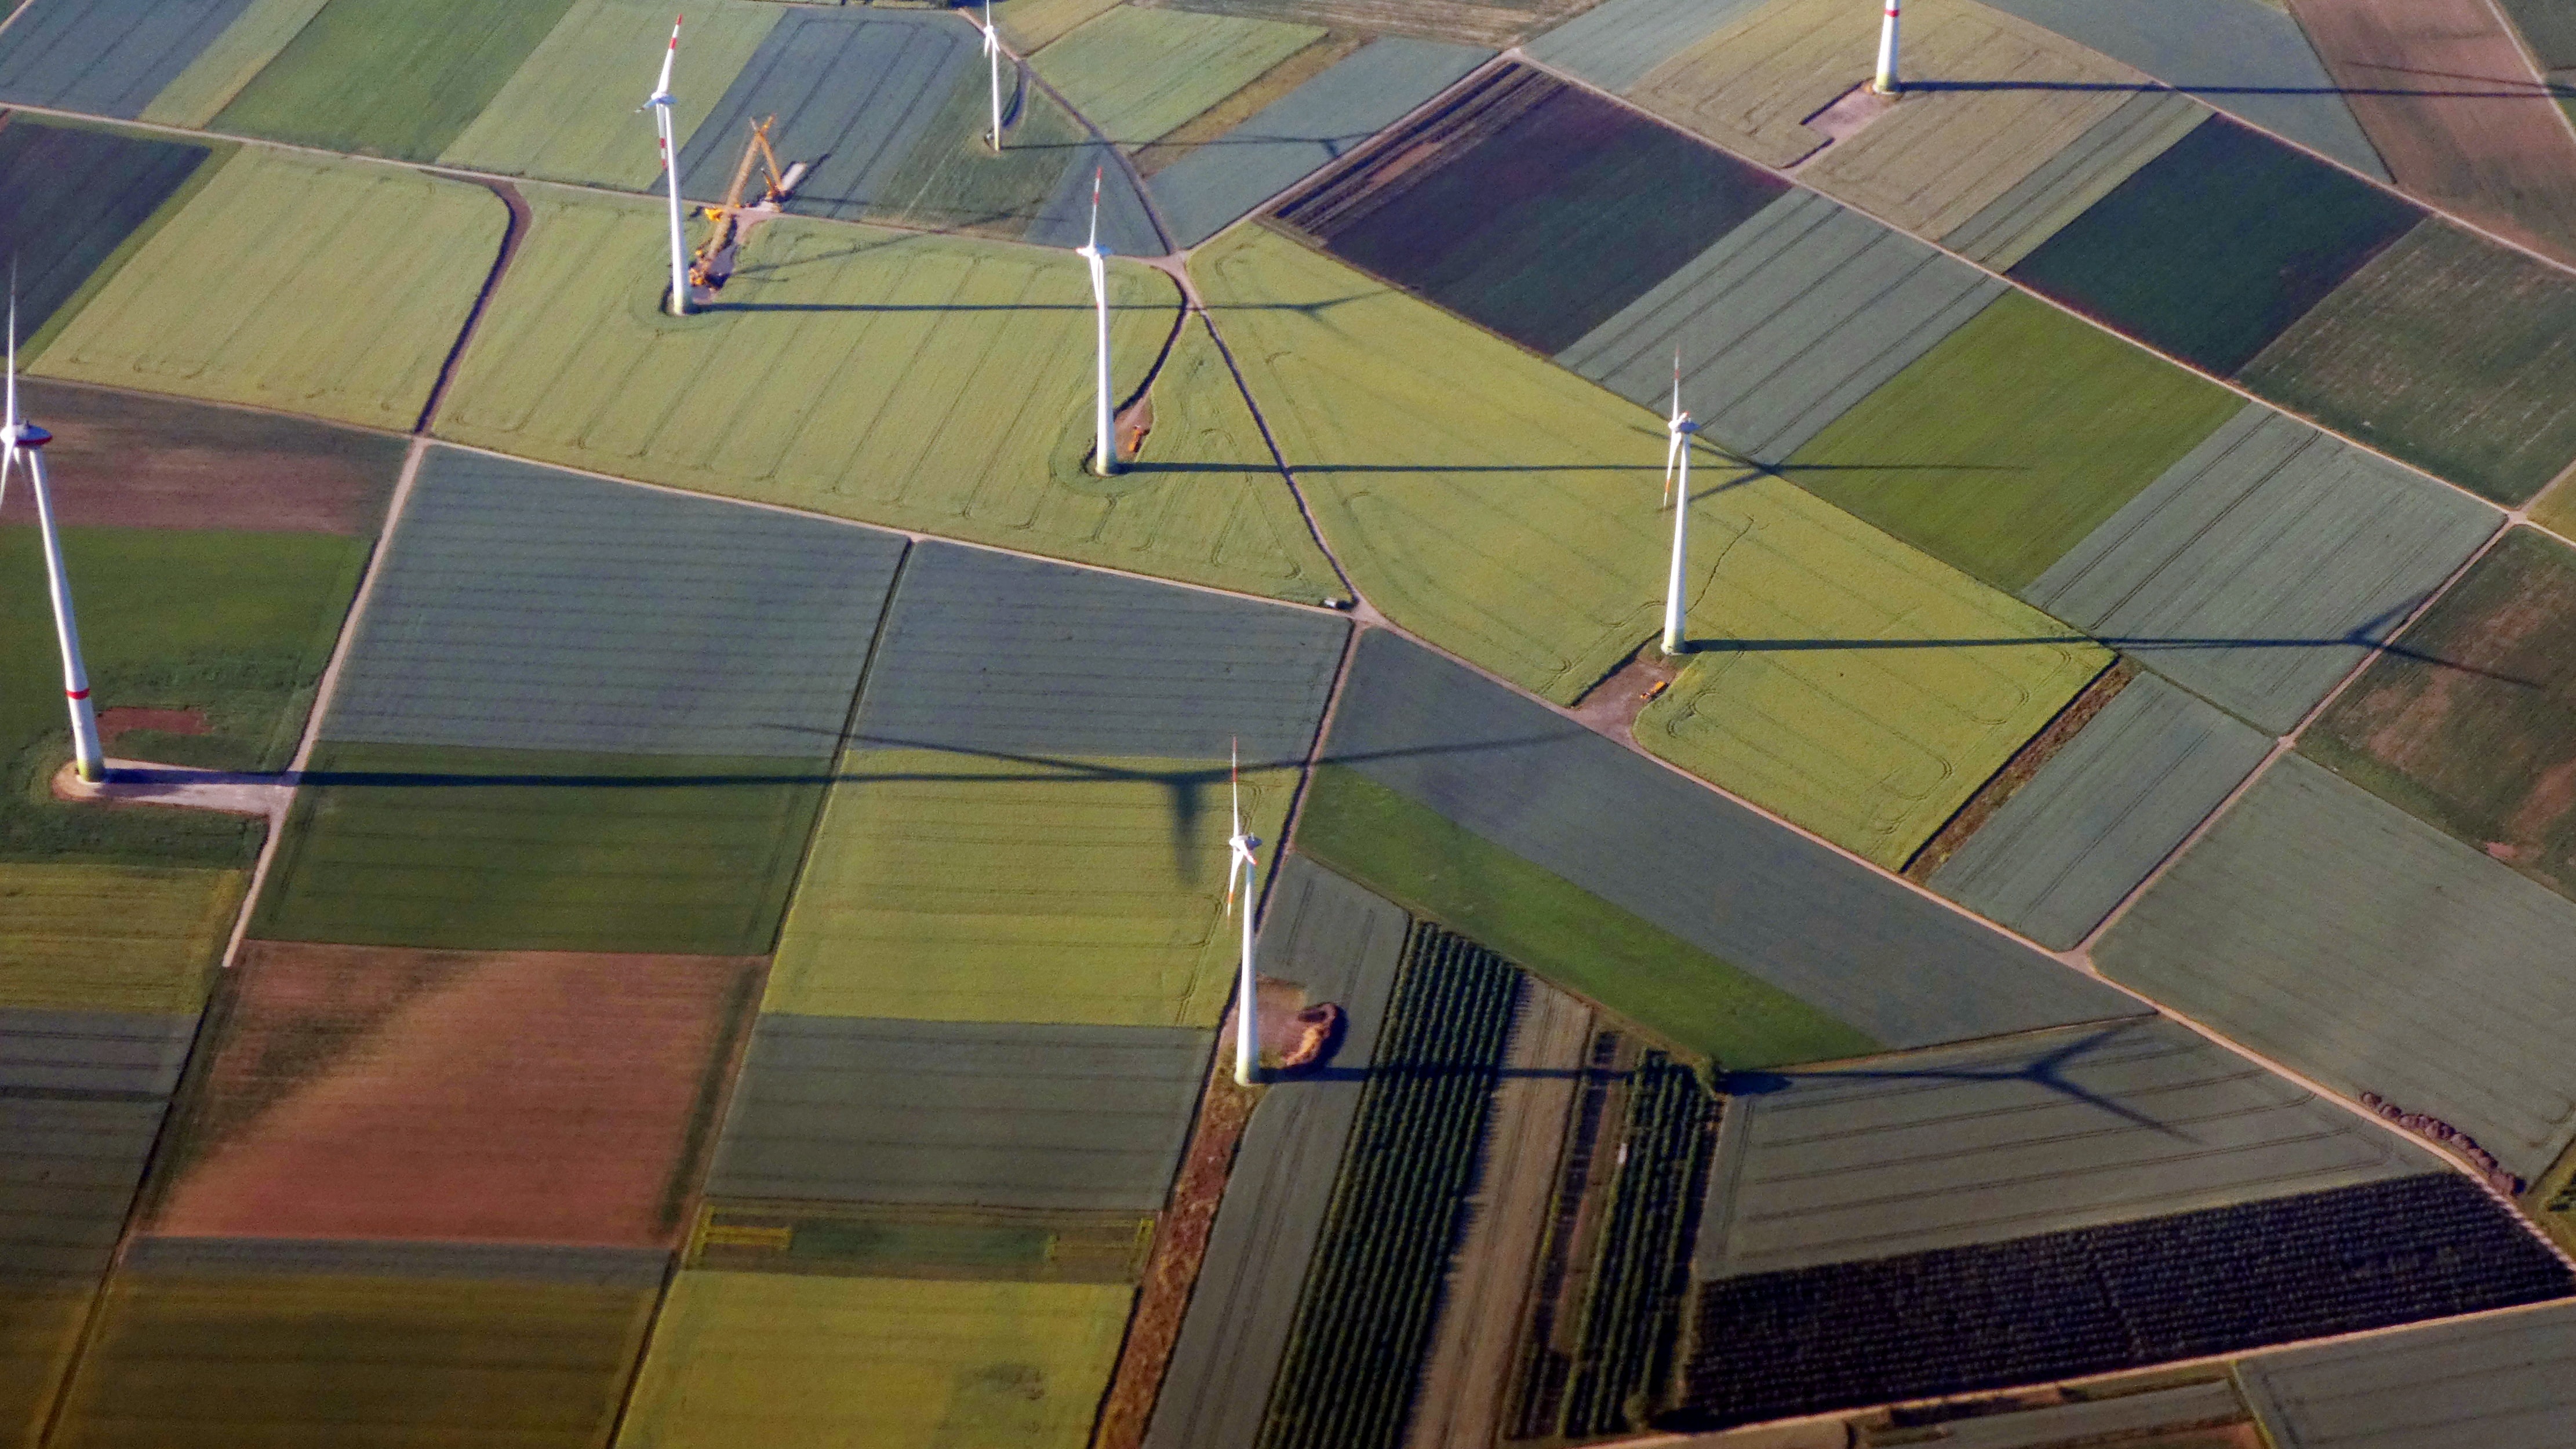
[149,942,761,1248]
[2289,0,2576,264]
[0,381,406,534]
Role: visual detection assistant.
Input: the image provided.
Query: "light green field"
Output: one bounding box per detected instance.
[140,0,335,128]
[999,0,1126,52]
[1032,7,1323,146]
[763,749,1293,1027]
[31,149,505,432]
[210,0,580,162]
[441,0,783,190]
[618,1271,1133,1449]
[1784,291,2243,592]
[0,864,245,1014]
[436,191,1340,603]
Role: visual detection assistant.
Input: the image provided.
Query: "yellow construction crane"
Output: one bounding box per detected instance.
[689,116,808,289]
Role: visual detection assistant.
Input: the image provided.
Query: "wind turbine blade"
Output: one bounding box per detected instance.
[1663,428,1683,507]
[1087,165,1101,252]
[657,16,681,96]
[1669,347,1682,424]
[1230,737,1242,839]
[6,264,17,433]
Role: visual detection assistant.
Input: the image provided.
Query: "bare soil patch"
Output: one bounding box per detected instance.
[96,707,208,751]
[1,380,405,534]
[148,942,763,1247]
[1570,644,1683,738]
[2288,0,2576,264]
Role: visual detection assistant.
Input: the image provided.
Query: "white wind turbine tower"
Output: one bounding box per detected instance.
[3,289,104,782]
[982,0,1005,152]
[1661,350,1698,656]
[1873,0,1901,94]
[642,16,689,315]
[1225,739,1262,1087]
[1075,168,1117,476]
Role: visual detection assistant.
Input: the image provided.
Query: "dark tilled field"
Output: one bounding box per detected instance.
[2007,116,2421,375]
[0,118,211,339]
[1673,1173,2572,1429]
[1274,62,1787,354]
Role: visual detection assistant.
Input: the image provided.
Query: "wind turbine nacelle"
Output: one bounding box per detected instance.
[3,422,49,449]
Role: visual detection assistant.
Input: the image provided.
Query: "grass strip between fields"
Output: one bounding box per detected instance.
[1294,767,1878,1068]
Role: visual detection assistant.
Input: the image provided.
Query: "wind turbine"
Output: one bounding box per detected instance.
[1873,0,1901,94]
[1661,350,1697,657]
[1075,168,1116,475]
[642,16,689,315]
[1225,739,1261,1087]
[3,288,105,782]
[981,0,1005,152]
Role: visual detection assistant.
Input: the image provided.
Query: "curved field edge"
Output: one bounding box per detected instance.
[1294,766,1879,1067]
[28,147,507,431]
[434,189,1341,605]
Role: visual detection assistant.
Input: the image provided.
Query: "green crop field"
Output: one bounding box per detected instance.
[2240,220,2576,505]
[0,864,244,1014]
[437,193,1340,603]
[1627,494,2108,870]
[618,1270,1133,1449]
[439,0,782,190]
[31,148,505,431]
[2304,527,2576,902]
[1295,767,1878,1066]
[0,1286,89,1449]
[1032,6,1323,146]
[2,526,368,865]
[762,749,1294,1028]
[1784,292,2244,592]
[137,0,334,128]
[212,0,580,161]
[250,741,828,956]
[52,1272,653,1448]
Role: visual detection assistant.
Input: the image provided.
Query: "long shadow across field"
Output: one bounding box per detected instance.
[1905,76,2576,99]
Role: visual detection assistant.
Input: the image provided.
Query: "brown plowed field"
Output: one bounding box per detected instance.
[0,381,405,534]
[2288,0,2576,264]
[148,942,761,1247]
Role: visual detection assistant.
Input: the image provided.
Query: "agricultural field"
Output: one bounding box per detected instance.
[1560,188,2003,464]
[1677,1174,2568,1430]
[0,866,243,1014]
[32,147,506,431]
[1783,291,2246,592]
[1311,631,2141,1057]
[1523,0,1777,93]
[144,942,759,1247]
[704,1015,1209,1209]
[250,740,828,956]
[1144,855,1411,1449]
[2303,527,2576,901]
[50,1267,657,1448]
[2286,0,2576,267]
[2008,118,2422,374]
[438,0,781,191]
[210,0,577,161]
[620,1270,1133,1449]
[1032,6,1323,148]
[1147,37,1491,247]
[2097,756,2576,1181]
[1929,673,2272,948]
[11,381,406,535]
[1627,520,2106,870]
[0,119,214,342]
[0,0,254,119]
[1941,92,2208,271]
[1133,0,1580,48]
[2239,1302,2576,1447]
[322,449,905,760]
[1970,0,2388,177]
[2026,404,2499,733]
[1696,1020,2439,1280]
[1272,63,1792,355]
[436,194,1344,604]
[136,0,334,129]
[2238,219,2576,505]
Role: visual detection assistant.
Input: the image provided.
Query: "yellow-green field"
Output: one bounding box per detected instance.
[30,148,505,431]
[1032,6,1323,146]
[439,0,784,189]
[436,192,1340,603]
[139,0,336,128]
[0,864,245,1014]
[617,1270,1133,1449]
[763,750,1293,1026]
[0,1287,89,1449]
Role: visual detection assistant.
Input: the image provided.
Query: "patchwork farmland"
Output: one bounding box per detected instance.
[8,0,2576,1441]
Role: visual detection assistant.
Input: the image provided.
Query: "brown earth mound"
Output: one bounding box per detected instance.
[149,942,761,1247]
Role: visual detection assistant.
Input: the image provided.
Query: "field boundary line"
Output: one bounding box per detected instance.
[1267,614,1366,921]
[1513,50,2525,522]
[2480,0,2576,158]
[944,5,1180,258]
[1183,282,1362,605]
[415,174,529,433]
